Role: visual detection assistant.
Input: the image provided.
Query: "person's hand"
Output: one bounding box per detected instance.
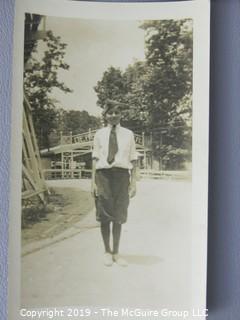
[91,182,98,198]
[129,181,136,198]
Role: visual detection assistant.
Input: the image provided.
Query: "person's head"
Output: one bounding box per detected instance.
[102,99,122,126]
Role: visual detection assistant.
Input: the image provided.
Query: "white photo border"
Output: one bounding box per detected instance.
[8,0,210,319]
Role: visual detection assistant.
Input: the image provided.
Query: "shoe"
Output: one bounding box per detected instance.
[104,253,113,267]
[113,254,128,267]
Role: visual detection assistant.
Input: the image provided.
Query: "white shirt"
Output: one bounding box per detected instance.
[92,124,138,170]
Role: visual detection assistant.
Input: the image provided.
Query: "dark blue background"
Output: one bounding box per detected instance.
[1,0,240,319]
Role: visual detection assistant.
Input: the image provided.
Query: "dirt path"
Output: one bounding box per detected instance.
[22,186,94,247]
[21,179,193,317]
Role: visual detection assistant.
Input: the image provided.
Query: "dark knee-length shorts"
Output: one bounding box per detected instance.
[95,168,130,224]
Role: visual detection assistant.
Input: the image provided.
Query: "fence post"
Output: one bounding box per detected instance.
[89,128,93,150]
[142,132,147,169]
[70,131,74,178]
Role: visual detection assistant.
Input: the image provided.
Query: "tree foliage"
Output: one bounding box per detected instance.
[59,109,101,135]
[24,30,72,149]
[94,19,193,169]
[94,66,127,107]
[48,109,101,147]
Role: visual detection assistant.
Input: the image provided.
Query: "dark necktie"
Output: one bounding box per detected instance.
[107,125,118,164]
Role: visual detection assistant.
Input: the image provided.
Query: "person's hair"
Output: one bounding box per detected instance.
[101,103,121,128]
[102,100,122,116]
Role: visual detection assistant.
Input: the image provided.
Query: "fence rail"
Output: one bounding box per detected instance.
[43,169,190,180]
[140,169,191,180]
[61,130,144,146]
[43,169,92,180]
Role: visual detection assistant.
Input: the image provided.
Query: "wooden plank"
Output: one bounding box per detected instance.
[25,30,48,41]
[23,108,44,194]
[22,188,46,200]
[22,136,31,171]
[22,165,46,203]
[24,98,47,188]
[24,94,32,111]
[22,165,39,191]
[23,109,39,181]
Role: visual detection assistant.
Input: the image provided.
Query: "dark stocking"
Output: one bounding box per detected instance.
[100,222,111,253]
[112,222,122,255]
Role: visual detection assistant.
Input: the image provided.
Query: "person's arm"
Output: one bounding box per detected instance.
[91,158,98,197]
[91,133,99,197]
[129,160,137,198]
[128,131,138,198]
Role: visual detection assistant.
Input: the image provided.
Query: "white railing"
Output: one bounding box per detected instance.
[71,130,97,144]
[43,168,190,180]
[61,129,144,147]
[140,169,191,180]
[43,169,92,180]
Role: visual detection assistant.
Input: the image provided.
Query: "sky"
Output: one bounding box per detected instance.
[36,17,146,116]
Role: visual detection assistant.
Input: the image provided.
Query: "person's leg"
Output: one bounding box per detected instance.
[112,222,122,254]
[100,221,113,266]
[111,169,129,266]
[111,168,130,224]
[95,170,115,266]
[112,222,127,266]
[100,221,111,253]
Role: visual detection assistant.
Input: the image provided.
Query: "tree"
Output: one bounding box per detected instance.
[140,19,193,168]
[47,109,101,147]
[60,110,101,135]
[94,66,127,108]
[24,30,72,149]
[94,62,151,133]
[121,61,151,133]
[94,20,192,169]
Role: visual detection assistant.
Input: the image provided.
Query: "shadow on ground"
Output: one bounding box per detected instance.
[123,254,163,266]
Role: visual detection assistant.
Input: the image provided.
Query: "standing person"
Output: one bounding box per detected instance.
[91,99,138,267]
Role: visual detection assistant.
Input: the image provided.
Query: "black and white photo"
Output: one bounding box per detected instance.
[8,1,210,319]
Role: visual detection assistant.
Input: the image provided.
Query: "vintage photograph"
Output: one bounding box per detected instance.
[8,1,210,319]
[22,13,192,307]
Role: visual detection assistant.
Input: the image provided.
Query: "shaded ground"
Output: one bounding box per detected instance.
[22,187,94,246]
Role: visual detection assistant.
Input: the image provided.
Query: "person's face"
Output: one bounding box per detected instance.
[105,106,121,126]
